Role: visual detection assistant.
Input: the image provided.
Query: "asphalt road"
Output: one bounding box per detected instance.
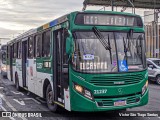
[0,77,159,120]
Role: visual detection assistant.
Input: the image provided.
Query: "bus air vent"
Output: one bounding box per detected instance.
[90,74,144,86]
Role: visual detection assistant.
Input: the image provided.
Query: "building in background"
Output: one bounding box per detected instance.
[144,11,160,58]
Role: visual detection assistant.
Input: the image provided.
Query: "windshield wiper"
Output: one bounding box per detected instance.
[108,34,112,64]
[136,34,144,64]
[123,37,128,61]
[92,26,111,50]
[127,29,134,58]
[92,26,112,64]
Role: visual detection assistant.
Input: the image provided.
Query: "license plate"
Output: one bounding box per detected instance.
[114,100,126,106]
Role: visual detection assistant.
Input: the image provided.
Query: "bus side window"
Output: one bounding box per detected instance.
[13,43,17,58]
[33,36,36,57]
[62,29,69,64]
[42,30,50,57]
[11,45,13,58]
[28,36,34,58]
[35,34,42,58]
[17,41,22,59]
[6,46,8,59]
[7,45,10,59]
[17,42,19,58]
[2,52,6,64]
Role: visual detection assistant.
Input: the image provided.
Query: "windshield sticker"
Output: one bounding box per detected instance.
[118,60,128,72]
[83,54,94,60]
[80,62,107,70]
[113,60,117,66]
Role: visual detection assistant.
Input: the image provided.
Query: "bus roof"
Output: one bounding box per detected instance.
[8,10,142,44]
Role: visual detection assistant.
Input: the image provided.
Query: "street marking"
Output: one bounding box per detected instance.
[11,91,24,96]
[36,97,46,103]
[0,97,2,106]
[13,99,25,106]
[0,94,28,120]
[1,94,17,111]
[1,106,16,120]
[23,98,41,104]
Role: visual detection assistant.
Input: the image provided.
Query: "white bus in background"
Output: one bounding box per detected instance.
[0,44,7,78]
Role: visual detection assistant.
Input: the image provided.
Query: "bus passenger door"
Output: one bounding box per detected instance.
[53,28,69,105]
[22,40,28,87]
[9,45,13,81]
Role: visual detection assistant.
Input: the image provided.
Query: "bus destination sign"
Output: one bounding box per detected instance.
[75,13,143,27]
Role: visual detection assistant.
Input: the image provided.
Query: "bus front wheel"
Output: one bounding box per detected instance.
[46,84,58,112]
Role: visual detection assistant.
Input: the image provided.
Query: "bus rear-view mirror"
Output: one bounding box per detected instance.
[66,30,74,55]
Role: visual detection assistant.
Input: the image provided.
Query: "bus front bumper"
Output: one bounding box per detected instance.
[71,88,148,112]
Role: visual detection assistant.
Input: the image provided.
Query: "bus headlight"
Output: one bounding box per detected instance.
[142,80,148,95]
[73,83,93,100]
[75,84,83,93]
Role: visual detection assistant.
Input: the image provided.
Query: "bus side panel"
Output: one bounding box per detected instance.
[35,72,52,98]
[16,59,23,87]
[35,57,52,98]
[64,88,71,111]
[25,58,52,97]
[27,59,36,93]
[12,59,16,84]
[7,66,11,80]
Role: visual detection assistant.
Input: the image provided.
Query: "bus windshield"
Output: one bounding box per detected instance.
[72,31,146,73]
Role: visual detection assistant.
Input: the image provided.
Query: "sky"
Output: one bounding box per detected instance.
[0,0,155,44]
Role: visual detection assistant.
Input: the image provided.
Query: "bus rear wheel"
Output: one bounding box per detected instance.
[46,84,58,112]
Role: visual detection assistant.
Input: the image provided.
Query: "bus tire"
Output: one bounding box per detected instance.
[15,74,21,91]
[46,84,58,112]
[156,75,160,85]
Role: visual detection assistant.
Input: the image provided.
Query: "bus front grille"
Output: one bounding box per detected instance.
[90,74,144,86]
[96,94,141,107]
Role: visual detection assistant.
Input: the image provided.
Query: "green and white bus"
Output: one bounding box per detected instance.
[6,10,148,112]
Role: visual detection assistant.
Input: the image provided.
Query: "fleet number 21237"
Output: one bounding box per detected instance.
[94,89,107,94]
